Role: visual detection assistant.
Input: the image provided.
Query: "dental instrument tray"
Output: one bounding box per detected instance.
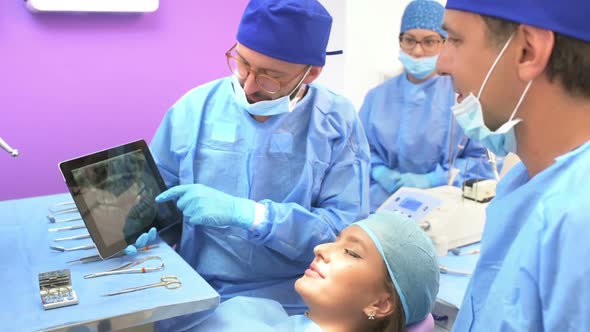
[39,269,79,310]
[59,140,182,259]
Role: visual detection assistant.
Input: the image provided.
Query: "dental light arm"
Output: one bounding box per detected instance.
[0,137,19,157]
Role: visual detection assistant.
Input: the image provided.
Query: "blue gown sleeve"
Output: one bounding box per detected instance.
[249,110,371,262]
[537,199,590,331]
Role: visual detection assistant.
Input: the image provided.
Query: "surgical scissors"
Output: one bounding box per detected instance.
[84,256,164,278]
[103,275,181,296]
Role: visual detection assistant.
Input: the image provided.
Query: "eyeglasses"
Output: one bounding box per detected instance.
[225,43,309,95]
[399,35,445,54]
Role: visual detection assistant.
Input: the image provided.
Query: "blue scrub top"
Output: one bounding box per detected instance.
[150,76,370,330]
[359,74,496,212]
[453,141,590,331]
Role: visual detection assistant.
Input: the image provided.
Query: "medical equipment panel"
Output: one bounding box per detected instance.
[379,190,443,221]
[378,186,488,255]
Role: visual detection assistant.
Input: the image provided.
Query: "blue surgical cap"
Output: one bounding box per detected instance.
[354,211,439,326]
[236,0,332,66]
[401,0,447,38]
[446,0,590,43]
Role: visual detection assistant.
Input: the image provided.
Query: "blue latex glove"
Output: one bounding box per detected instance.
[124,227,157,255]
[397,172,434,189]
[155,184,256,229]
[371,165,402,194]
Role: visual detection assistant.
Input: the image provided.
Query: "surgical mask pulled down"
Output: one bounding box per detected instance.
[232,67,311,117]
[452,34,533,157]
[399,51,438,80]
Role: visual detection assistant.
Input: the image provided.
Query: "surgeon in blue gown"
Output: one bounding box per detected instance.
[129,0,370,330]
[437,0,590,330]
[359,0,497,212]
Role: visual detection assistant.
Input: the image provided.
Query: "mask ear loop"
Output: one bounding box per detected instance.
[288,66,312,110]
[508,80,533,121]
[477,33,515,99]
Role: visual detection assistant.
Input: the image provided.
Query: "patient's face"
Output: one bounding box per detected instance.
[295,225,389,313]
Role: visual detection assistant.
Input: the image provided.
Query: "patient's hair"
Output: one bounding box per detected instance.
[373,273,406,332]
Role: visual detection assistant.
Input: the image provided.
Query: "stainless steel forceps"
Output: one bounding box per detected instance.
[84,256,164,279]
[103,275,181,296]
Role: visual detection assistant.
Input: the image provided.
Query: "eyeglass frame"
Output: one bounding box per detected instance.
[398,34,446,54]
[225,43,311,95]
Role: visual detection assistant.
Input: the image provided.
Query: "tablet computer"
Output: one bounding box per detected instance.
[59,140,181,259]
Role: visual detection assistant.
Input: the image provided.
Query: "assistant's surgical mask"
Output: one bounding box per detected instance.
[452,34,533,157]
[399,51,438,80]
[232,66,311,116]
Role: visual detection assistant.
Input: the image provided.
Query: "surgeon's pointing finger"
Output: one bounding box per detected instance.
[155,185,192,203]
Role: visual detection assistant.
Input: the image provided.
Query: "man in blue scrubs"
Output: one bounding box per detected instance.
[437,0,590,330]
[141,0,370,330]
[360,0,496,212]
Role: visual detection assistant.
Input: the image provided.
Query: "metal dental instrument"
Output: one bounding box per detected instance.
[48,224,86,232]
[84,256,164,279]
[66,244,160,264]
[48,207,79,216]
[54,201,75,206]
[439,265,472,276]
[103,275,181,296]
[450,248,480,256]
[50,243,96,252]
[54,233,91,242]
[48,202,76,211]
[0,137,19,157]
[47,215,82,223]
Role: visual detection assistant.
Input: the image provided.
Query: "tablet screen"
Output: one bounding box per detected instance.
[60,140,181,259]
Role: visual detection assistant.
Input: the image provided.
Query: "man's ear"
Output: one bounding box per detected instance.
[303,66,323,84]
[517,24,554,82]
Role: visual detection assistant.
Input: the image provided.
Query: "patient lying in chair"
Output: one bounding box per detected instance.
[190,210,439,332]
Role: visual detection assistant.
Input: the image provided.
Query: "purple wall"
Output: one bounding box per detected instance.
[0,1,247,201]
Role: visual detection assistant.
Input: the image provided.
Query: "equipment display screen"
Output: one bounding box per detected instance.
[400,198,422,212]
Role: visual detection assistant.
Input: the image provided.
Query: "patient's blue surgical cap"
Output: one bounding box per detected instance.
[237,0,332,66]
[446,0,590,43]
[401,0,447,38]
[354,211,439,326]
